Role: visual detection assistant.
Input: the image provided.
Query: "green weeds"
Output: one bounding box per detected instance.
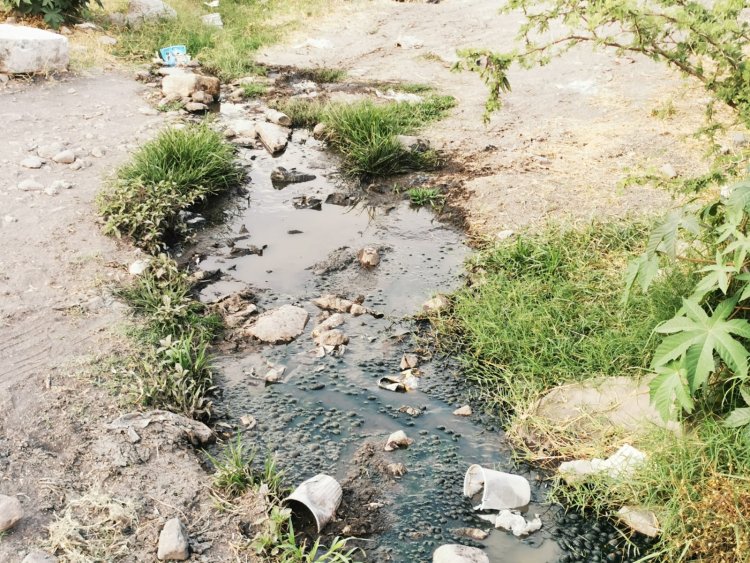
[206,435,286,499]
[276,95,455,177]
[296,67,346,83]
[406,187,444,208]
[434,222,692,413]
[98,124,242,252]
[242,82,269,98]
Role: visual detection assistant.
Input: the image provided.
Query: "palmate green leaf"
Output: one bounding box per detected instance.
[692,251,738,299]
[622,252,659,304]
[652,297,750,394]
[646,209,698,259]
[724,179,750,226]
[725,407,750,428]
[649,362,694,421]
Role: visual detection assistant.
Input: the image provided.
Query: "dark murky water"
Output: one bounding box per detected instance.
[192,104,652,562]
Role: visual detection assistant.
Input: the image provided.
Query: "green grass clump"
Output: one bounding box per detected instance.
[407,187,444,208]
[553,419,750,561]
[434,222,693,412]
[276,95,456,177]
[99,124,242,252]
[297,67,346,83]
[242,82,269,98]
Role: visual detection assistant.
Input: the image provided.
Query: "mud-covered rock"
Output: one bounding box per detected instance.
[453,405,472,417]
[311,313,345,337]
[0,494,23,531]
[246,305,309,344]
[384,430,413,452]
[314,329,349,347]
[357,247,380,268]
[270,166,316,185]
[313,294,354,313]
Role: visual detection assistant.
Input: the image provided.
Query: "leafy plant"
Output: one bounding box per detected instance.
[627,179,750,436]
[406,187,444,208]
[8,0,100,27]
[242,82,269,98]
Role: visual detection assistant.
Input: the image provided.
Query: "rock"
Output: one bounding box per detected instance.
[386,462,407,477]
[50,179,73,190]
[350,303,367,316]
[4,215,18,223]
[190,90,212,104]
[357,247,380,268]
[398,405,422,417]
[384,430,413,452]
[453,528,489,541]
[162,72,220,100]
[246,305,309,344]
[312,294,354,313]
[157,517,189,561]
[0,24,69,74]
[230,119,257,138]
[265,366,285,383]
[325,192,356,206]
[422,294,450,313]
[90,147,106,158]
[312,122,329,140]
[617,506,659,537]
[0,494,23,531]
[129,259,151,276]
[44,186,58,196]
[37,143,64,158]
[201,12,223,27]
[69,159,89,170]
[314,329,349,347]
[265,109,292,127]
[270,166,316,185]
[496,229,514,240]
[660,163,677,179]
[240,415,257,429]
[255,121,290,155]
[21,156,43,169]
[433,544,489,563]
[98,35,117,46]
[396,134,430,153]
[125,0,177,26]
[453,405,472,417]
[400,354,419,370]
[108,410,215,446]
[22,551,58,563]
[731,131,749,147]
[17,179,43,191]
[52,149,76,164]
[311,313,345,337]
[185,102,208,113]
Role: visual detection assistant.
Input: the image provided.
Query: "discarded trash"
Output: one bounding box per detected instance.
[558,444,646,484]
[400,353,419,370]
[201,12,223,27]
[494,510,542,536]
[284,474,342,533]
[159,45,189,66]
[378,368,421,392]
[463,465,531,511]
[292,196,322,210]
[433,544,489,563]
[616,506,660,537]
[384,430,413,452]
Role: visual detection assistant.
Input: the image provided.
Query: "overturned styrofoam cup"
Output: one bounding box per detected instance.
[283,474,342,533]
[463,464,530,510]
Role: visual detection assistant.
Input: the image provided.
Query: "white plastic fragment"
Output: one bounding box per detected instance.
[494,510,542,536]
[617,506,660,537]
[558,444,646,484]
[463,465,531,511]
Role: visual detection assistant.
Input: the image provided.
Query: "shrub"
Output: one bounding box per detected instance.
[7,0,100,27]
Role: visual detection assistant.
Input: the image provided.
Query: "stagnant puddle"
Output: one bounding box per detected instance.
[189,101,654,562]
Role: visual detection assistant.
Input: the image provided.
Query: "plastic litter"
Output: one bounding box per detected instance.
[378,368,421,393]
[159,45,190,66]
[494,510,542,536]
[283,474,342,533]
[558,444,646,484]
[463,465,530,511]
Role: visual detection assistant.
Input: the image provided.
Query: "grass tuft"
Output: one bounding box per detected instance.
[241,82,269,98]
[433,222,693,414]
[406,187,444,208]
[297,67,347,83]
[98,124,242,252]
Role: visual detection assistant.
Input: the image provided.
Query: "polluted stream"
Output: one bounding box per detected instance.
[188,101,651,562]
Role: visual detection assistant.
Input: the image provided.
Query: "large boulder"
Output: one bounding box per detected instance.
[0,24,69,74]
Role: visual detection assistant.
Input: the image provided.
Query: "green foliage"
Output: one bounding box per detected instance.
[275,95,456,177]
[551,420,750,561]
[453,49,512,122]
[433,222,691,412]
[406,187,444,208]
[241,82,269,98]
[627,179,750,435]
[98,124,242,252]
[8,0,100,27]
[296,67,346,83]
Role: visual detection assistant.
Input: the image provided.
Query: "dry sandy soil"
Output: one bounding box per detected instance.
[0,0,719,561]
[258,0,713,237]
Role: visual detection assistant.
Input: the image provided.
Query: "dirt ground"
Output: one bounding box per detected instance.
[258,0,713,237]
[0,0,721,561]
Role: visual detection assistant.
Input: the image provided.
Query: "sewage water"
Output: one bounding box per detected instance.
[194,109,651,562]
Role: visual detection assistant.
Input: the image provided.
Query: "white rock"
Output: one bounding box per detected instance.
[350,303,367,316]
[453,405,472,417]
[422,294,450,313]
[50,179,73,190]
[44,186,58,196]
[312,122,328,140]
[433,544,489,563]
[90,147,106,158]
[617,506,660,537]
[496,229,515,240]
[246,305,309,344]
[0,494,23,531]
[22,552,57,563]
[400,354,419,370]
[162,72,220,99]
[357,247,380,268]
[37,143,64,158]
[17,179,43,191]
[98,35,117,46]
[0,24,69,74]
[52,149,76,164]
[314,329,349,347]
[20,156,43,168]
[4,215,18,223]
[312,294,354,313]
[265,109,292,127]
[201,12,223,27]
[660,163,677,179]
[157,517,189,561]
[126,0,177,26]
[384,430,413,452]
[453,527,489,541]
[129,259,151,276]
[230,119,257,138]
[311,313,345,337]
[255,121,290,155]
[494,510,542,536]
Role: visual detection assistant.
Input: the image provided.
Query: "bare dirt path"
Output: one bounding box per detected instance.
[259,0,710,236]
[0,74,249,563]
